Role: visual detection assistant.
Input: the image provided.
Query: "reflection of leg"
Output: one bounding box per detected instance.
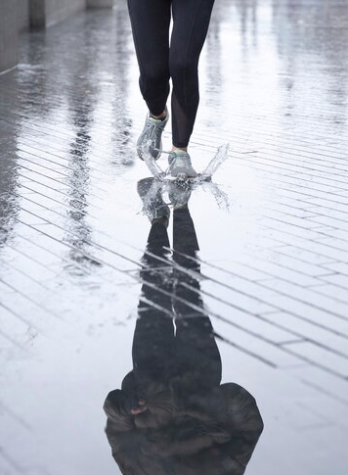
[133,220,174,396]
[175,317,222,389]
[127,0,171,115]
[172,206,221,388]
[173,206,199,258]
[132,310,175,397]
[137,178,172,311]
[147,222,170,252]
[172,207,202,317]
[138,217,172,317]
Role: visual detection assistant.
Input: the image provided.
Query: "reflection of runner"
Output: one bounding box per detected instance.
[104,178,263,474]
[128,0,216,178]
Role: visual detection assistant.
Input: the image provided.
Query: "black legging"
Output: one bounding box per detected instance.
[127,0,216,148]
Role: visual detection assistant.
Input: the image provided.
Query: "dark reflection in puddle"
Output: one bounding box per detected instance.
[104,178,263,474]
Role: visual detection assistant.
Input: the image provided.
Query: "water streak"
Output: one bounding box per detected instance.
[201,143,230,179]
[143,153,166,178]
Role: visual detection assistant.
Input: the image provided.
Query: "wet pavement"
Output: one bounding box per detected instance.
[1,0,348,474]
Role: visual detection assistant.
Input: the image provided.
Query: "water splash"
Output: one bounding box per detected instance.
[139,140,166,179]
[138,178,164,218]
[143,153,166,178]
[201,181,230,211]
[200,143,230,180]
[142,142,231,183]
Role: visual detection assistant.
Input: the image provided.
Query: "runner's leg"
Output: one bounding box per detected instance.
[170,0,216,148]
[127,0,171,116]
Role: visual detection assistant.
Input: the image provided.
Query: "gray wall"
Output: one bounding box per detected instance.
[0,0,116,74]
[29,0,46,28]
[29,0,87,28]
[45,0,86,27]
[87,0,116,7]
[17,0,30,31]
[0,1,18,73]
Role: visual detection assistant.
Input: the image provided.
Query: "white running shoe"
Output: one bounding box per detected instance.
[168,150,197,179]
[137,108,169,161]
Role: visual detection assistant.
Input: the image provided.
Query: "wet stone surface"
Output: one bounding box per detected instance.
[1,0,348,474]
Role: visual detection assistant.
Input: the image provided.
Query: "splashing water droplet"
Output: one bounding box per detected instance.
[201,143,230,179]
[142,142,231,182]
[143,156,165,179]
[140,140,166,179]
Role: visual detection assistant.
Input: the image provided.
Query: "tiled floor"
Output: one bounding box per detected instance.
[0,0,348,474]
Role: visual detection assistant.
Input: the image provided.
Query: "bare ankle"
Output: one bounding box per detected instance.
[172,146,188,152]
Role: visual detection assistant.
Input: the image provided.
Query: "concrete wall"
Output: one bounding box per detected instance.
[0,0,116,74]
[87,0,116,7]
[45,0,86,27]
[0,1,18,73]
[17,0,30,31]
[29,0,46,28]
[29,0,87,28]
